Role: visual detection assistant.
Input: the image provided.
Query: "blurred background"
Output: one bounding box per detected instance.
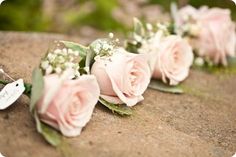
[0,0,235,38]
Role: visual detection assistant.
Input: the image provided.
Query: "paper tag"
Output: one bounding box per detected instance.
[232,0,236,5]
[0,79,25,110]
[0,0,5,5]
[0,152,5,157]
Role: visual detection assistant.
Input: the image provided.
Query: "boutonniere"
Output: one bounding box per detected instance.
[171,4,236,72]
[125,18,193,94]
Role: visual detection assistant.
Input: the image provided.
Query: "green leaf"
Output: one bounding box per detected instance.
[60,40,88,58]
[228,56,236,68]
[23,83,32,98]
[34,112,61,147]
[133,17,145,37]
[41,122,62,147]
[192,57,236,74]
[34,111,42,133]
[148,79,184,94]
[167,22,176,35]
[125,41,141,54]
[99,97,133,116]
[0,80,8,86]
[30,68,44,112]
[170,2,178,32]
[85,49,96,73]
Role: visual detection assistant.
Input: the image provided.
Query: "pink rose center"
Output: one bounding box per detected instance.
[126,61,146,96]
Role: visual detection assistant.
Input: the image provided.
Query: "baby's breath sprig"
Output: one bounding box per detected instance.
[126,18,171,54]
[90,33,119,59]
[175,14,200,38]
[40,42,81,78]
[155,23,170,36]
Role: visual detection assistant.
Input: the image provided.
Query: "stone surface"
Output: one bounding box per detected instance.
[0,32,235,157]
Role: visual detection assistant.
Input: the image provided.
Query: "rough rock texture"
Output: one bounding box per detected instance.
[0,32,235,157]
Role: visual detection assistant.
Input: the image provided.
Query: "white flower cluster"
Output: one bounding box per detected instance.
[138,31,163,55]
[92,33,119,59]
[179,23,200,37]
[40,48,80,77]
[177,15,200,37]
[156,23,169,36]
[134,22,169,45]
[93,40,114,55]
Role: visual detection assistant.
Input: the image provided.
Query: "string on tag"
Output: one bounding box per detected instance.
[0,68,15,82]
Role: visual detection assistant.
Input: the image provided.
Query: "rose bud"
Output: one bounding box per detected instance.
[176,6,236,66]
[36,73,100,137]
[91,48,151,107]
[141,35,193,85]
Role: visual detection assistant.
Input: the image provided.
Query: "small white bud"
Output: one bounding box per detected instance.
[62,48,67,54]
[156,23,166,30]
[41,60,49,70]
[65,62,74,68]
[46,65,53,75]
[75,71,80,77]
[74,64,80,70]
[109,32,114,38]
[55,67,62,74]
[47,53,56,62]
[94,55,101,61]
[190,24,200,36]
[103,43,110,51]
[149,32,154,37]
[132,41,137,45]
[146,23,153,31]
[84,66,90,73]
[108,51,112,55]
[94,44,101,54]
[58,56,65,63]
[69,56,74,62]
[194,57,204,66]
[108,45,114,50]
[74,51,79,56]
[134,34,142,42]
[68,49,74,54]
[54,49,61,54]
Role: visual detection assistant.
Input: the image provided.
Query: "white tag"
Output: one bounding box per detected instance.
[0,79,25,110]
[232,153,236,157]
[0,0,5,5]
[0,152,5,157]
[231,0,236,5]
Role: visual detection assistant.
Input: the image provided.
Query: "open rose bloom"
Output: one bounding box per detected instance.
[175,5,236,66]
[36,72,100,137]
[91,48,151,107]
[139,33,193,86]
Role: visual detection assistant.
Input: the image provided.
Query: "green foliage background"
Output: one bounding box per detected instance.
[0,0,47,31]
[0,0,235,34]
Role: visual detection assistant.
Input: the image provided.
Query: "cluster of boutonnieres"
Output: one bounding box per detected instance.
[0,4,236,147]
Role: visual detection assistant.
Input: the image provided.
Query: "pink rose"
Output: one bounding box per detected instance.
[152,35,193,85]
[36,74,100,137]
[91,48,151,107]
[177,6,236,66]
